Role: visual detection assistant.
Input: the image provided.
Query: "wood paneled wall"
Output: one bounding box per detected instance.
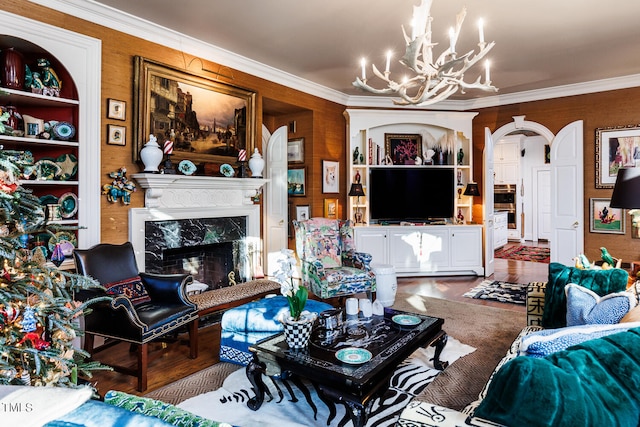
[472,87,640,263]
[2,0,345,247]
[3,1,640,264]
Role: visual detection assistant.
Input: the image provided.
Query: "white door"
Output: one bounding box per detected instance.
[535,168,551,240]
[263,125,288,277]
[483,127,495,277]
[550,121,584,264]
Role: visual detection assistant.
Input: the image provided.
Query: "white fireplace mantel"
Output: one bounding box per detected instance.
[132,174,268,208]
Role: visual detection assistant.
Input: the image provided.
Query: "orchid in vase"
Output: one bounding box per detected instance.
[274,248,308,322]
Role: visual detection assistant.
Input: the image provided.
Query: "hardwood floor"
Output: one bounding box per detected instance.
[83,242,549,397]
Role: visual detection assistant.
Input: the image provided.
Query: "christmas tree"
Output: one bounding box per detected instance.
[0,143,108,387]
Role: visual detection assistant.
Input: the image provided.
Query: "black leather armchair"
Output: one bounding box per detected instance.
[73,242,198,391]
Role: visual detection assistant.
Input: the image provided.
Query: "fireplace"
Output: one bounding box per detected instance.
[129,174,267,288]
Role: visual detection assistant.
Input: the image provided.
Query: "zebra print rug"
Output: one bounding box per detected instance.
[177,337,474,427]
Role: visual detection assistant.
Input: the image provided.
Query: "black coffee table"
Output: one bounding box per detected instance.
[245,308,447,427]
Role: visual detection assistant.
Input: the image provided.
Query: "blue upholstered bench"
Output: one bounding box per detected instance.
[219,296,332,365]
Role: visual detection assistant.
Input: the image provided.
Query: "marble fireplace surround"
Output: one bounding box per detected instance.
[129,174,267,282]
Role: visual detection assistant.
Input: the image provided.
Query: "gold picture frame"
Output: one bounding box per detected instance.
[133,56,256,165]
[324,198,338,219]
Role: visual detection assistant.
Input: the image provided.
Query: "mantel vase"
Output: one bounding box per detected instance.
[248,148,265,177]
[140,139,163,173]
[281,312,316,350]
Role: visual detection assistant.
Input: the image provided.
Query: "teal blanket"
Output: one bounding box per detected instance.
[474,327,640,426]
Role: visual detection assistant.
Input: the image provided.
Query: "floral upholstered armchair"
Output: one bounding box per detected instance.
[293,217,376,299]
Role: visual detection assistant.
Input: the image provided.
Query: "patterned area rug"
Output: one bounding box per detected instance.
[494,245,550,263]
[177,339,475,427]
[463,280,527,305]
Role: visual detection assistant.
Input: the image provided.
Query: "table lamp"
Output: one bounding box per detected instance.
[348,183,365,224]
[610,167,640,238]
[463,182,481,197]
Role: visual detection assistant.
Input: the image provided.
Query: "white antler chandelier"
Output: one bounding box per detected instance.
[352,0,497,106]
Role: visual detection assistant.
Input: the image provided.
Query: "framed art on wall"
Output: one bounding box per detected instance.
[287,167,306,196]
[385,133,422,165]
[107,98,126,120]
[324,198,338,219]
[296,205,310,221]
[595,124,640,188]
[133,56,256,164]
[322,160,339,193]
[589,198,625,234]
[107,124,126,146]
[287,138,304,163]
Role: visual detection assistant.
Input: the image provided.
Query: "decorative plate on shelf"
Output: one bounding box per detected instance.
[52,122,76,141]
[34,159,62,180]
[178,160,197,176]
[55,153,78,180]
[335,347,372,365]
[47,231,77,253]
[220,163,235,177]
[392,314,422,327]
[58,192,79,218]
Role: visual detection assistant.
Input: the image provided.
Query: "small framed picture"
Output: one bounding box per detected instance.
[107,98,126,120]
[589,198,625,234]
[324,198,338,219]
[385,133,422,165]
[287,167,306,196]
[296,205,310,221]
[322,160,339,193]
[288,138,304,163]
[107,124,126,146]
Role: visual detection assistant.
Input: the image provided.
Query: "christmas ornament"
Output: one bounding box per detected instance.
[21,305,37,332]
[51,243,65,267]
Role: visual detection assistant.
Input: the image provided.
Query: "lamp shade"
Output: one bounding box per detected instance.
[348,183,365,197]
[463,182,480,197]
[610,167,640,209]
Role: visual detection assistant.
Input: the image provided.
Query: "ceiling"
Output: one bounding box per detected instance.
[84,1,640,105]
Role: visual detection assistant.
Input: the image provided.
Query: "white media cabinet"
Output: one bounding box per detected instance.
[354,224,484,277]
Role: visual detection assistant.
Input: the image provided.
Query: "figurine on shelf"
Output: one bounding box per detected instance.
[353,147,360,164]
[102,167,136,205]
[456,209,465,224]
[37,58,62,91]
[457,148,464,165]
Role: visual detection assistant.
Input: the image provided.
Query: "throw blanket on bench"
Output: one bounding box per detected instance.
[475,327,640,426]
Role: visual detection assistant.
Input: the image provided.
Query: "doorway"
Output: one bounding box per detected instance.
[484,117,584,276]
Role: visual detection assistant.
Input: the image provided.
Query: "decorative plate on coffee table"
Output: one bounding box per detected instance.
[392,314,421,326]
[335,347,372,365]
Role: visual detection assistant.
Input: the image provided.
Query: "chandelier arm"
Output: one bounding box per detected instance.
[352,0,497,106]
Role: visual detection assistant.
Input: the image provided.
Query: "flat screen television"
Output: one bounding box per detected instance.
[369,168,455,223]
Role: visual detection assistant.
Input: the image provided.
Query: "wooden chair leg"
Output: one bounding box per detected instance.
[188,319,199,359]
[137,342,148,392]
[83,333,94,355]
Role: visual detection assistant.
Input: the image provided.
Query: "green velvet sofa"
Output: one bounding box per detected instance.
[397,263,640,427]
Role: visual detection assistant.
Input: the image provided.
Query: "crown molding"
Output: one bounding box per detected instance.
[29,0,640,112]
[29,0,350,105]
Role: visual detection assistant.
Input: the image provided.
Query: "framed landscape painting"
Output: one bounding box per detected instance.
[589,198,625,234]
[133,56,256,165]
